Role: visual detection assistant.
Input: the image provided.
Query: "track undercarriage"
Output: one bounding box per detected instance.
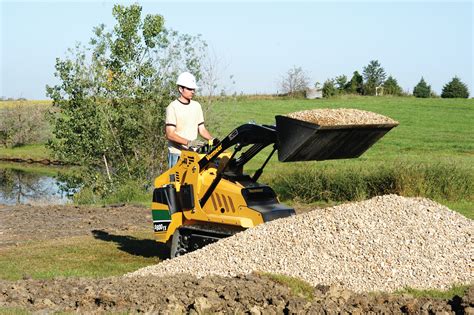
[170,223,245,257]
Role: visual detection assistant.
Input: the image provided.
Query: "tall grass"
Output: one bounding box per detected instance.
[273,162,473,216]
[73,179,150,206]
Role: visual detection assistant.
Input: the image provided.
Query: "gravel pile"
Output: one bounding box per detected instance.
[128,195,473,293]
[287,108,399,127]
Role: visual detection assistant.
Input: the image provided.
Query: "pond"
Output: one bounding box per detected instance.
[0,164,77,205]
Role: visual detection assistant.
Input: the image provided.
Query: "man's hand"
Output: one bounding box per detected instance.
[187,139,205,148]
[210,138,220,146]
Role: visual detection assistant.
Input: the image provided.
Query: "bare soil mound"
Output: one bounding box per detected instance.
[1,274,472,314]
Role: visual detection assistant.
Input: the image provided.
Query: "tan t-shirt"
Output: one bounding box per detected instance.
[166,99,205,154]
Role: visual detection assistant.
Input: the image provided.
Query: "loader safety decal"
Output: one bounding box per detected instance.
[152,210,171,233]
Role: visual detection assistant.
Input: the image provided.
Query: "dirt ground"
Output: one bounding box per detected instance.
[0,203,472,314]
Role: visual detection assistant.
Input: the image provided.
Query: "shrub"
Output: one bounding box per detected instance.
[0,103,51,147]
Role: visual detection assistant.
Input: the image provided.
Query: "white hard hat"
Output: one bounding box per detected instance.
[176,72,198,89]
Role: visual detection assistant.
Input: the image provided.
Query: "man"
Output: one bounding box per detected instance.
[165,72,215,168]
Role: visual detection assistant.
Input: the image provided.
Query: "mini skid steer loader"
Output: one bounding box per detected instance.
[151,114,397,258]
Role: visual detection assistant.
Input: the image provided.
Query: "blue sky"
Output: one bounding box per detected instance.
[1,0,473,99]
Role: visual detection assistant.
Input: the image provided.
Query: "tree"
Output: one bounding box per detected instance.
[413,77,431,98]
[346,71,363,94]
[362,60,386,95]
[335,75,348,92]
[322,79,337,98]
[441,77,469,98]
[279,66,309,96]
[46,4,207,196]
[383,75,402,96]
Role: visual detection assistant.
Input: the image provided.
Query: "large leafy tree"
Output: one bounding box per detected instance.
[362,60,386,95]
[383,75,402,96]
[413,77,431,98]
[46,4,207,195]
[441,77,470,98]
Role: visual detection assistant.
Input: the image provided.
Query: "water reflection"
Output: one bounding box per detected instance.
[0,167,76,205]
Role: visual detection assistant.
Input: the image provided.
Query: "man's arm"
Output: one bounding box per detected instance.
[166,125,189,145]
[198,124,213,141]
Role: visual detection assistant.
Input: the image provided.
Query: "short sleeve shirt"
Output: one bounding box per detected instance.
[166,99,204,154]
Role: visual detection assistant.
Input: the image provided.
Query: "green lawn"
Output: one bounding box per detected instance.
[209,96,473,166]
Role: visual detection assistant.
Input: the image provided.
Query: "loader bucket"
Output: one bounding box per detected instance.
[275,115,397,162]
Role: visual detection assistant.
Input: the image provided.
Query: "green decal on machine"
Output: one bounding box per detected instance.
[152,210,171,232]
[152,209,171,221]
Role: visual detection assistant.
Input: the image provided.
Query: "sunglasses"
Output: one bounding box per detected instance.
[183,86,195,91]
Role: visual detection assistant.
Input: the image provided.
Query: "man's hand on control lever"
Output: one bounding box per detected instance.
[186,139,205,150]
[210,138,220,146]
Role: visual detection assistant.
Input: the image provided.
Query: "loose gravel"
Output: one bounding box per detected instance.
[128,195,473,293]
[287,108,399,127]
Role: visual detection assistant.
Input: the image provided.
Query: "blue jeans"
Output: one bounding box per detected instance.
[168,152,180,168]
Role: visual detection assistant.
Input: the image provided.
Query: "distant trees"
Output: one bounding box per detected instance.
[322,79,337,98]
[413,77,431,98]
[277,60,469,99]
[441,77,470,98]
[362,60,387,95]
[335,75,348,92]
[383,76,403,96]
[279,66,310,96]
[346,71,363,94]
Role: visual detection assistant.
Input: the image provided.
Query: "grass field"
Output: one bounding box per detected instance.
[208,95,473,166]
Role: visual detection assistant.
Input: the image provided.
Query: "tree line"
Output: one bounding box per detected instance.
[279,61,470,98]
